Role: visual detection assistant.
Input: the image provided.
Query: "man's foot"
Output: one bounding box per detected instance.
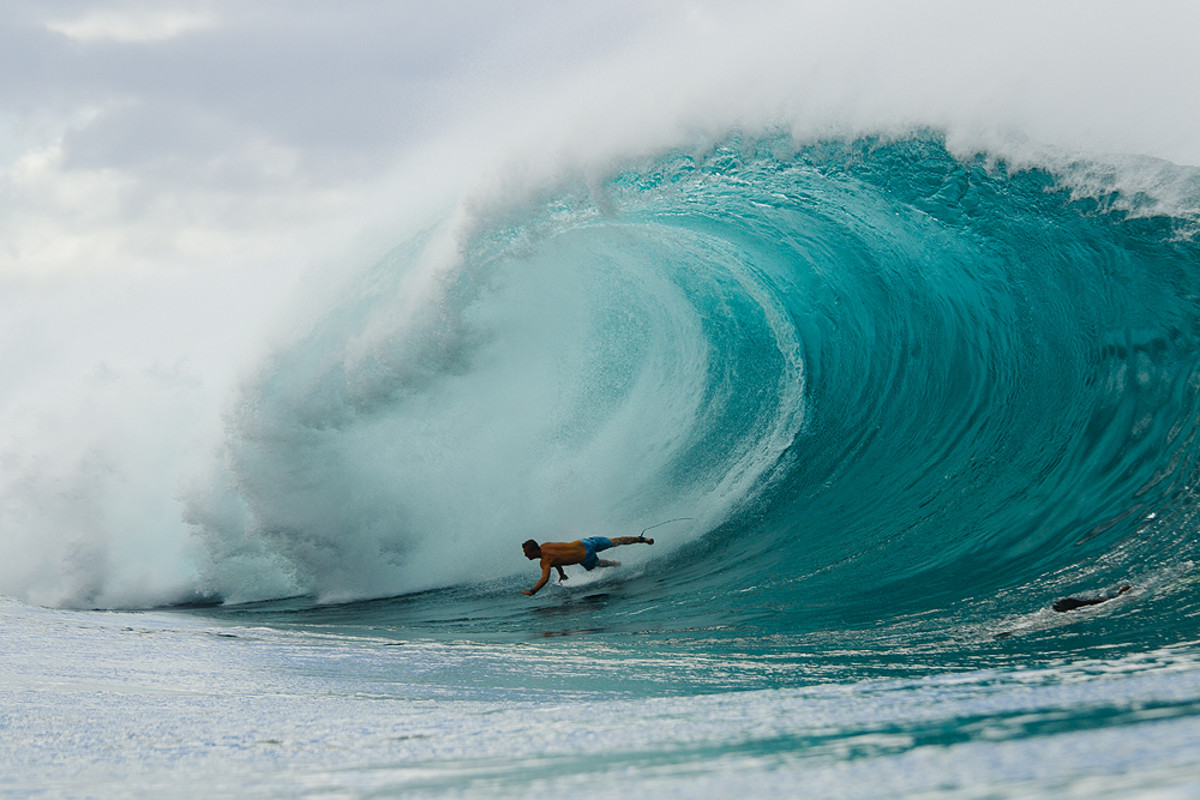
[643,537,654,545]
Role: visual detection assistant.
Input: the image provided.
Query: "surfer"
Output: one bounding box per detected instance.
[1052,584,1132,612]
[521,536,654,596]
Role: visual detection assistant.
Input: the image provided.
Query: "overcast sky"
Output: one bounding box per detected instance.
[3,1,1199,282]
[0,1,674,280]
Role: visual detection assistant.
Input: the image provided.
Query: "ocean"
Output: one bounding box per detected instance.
[5,131,1200,797]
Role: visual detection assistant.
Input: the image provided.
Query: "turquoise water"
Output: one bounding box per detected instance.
[6,598,1200,798]
[6,135,1200,796]
[206,135,1200,638]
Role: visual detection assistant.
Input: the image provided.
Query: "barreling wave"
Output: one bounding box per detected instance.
[195,133,1200,646]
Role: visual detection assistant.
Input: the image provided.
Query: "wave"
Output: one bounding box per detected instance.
[5,128,1200,659]
[175,133,1200,644]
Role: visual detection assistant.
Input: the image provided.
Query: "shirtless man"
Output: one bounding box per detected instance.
[521,535,654,596]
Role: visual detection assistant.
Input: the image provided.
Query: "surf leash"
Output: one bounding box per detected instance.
[638,517,694,537]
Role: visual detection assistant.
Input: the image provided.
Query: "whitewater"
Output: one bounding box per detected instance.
[5,3,1200,797]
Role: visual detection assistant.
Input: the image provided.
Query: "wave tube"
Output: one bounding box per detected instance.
[178,135,1200,643]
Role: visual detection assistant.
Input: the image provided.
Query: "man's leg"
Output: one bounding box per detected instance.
[581,536,651,570]
[593,536,651,566]
[609,536,654,546]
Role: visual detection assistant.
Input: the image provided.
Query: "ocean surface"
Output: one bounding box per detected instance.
[6,134,1200,797]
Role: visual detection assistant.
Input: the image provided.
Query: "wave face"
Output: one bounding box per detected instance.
[198,135,1200,649]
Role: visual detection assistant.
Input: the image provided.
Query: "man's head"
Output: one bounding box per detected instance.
[522,539,541,560]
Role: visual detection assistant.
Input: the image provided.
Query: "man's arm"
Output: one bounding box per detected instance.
[556,566,568,582]
[522,561,553,596]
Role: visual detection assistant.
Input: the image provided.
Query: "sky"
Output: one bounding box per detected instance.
[0,1,667,280]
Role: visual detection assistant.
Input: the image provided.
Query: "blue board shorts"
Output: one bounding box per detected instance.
[579,537,614,570]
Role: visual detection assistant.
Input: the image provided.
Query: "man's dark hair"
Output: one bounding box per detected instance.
[522,539,539,551]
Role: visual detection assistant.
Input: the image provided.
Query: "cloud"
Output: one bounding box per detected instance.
[0,0,669,279]
[44,6,218,43]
